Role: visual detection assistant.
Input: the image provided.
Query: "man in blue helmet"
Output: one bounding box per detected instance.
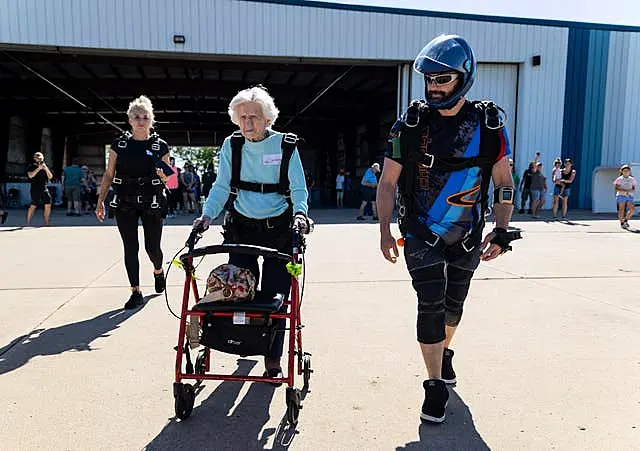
[377,35,521,423]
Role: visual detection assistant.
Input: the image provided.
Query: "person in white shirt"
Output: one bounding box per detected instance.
[613,164,637,229]
[336,168,345,208]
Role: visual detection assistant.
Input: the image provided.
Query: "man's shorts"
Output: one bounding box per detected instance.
[616,194,634,204]
[361,186,376,202]
[64,185,81,203]
[531,190,543,200]
[30,190,52,207]
[553,185,571,197]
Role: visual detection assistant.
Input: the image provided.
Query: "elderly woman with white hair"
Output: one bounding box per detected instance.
[193,85,309,383]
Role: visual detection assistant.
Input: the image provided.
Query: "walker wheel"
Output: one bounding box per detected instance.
[174,383,195,420]
[285,387,301,426]
[302,354,312,389]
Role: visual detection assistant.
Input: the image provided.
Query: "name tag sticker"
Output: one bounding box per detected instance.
[263,154,282,166]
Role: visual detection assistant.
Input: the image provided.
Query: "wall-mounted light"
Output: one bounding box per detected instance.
[173,34,186,44]
[532,55,541,67]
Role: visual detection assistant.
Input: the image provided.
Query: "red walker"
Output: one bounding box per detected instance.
[172,225,311,426]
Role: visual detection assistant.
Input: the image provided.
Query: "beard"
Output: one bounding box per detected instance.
[428,90,449,102]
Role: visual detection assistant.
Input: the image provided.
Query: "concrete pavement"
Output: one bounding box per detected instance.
[0,209,639,450]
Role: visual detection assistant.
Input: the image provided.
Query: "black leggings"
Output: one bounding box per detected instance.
[115,208,164,287]
[225,218,292,359]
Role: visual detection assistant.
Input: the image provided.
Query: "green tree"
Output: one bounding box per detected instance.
[172,146,221,170]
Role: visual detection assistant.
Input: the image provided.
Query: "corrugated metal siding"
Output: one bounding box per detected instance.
[575,30,610,208]
[601,32,629,166]
[2,0,565,62]
[621,34,640,165]
[561,28,610,209]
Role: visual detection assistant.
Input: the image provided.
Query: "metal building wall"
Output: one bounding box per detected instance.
[1,0,569,192]
[601,32,630,167]
[620,34,640,165]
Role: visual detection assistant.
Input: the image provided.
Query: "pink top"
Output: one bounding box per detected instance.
[166,165,179,189]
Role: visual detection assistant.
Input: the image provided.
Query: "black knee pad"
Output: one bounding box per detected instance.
[444,265,475,327]
[411,263,447,344]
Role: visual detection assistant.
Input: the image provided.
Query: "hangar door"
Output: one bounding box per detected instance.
[467,63,519,153]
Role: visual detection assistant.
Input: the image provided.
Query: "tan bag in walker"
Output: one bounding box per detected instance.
[201,264,256,303]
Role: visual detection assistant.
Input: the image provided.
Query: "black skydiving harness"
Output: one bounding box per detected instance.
[222,131,303,234]
[396,99,521,256]
[109,131,168,217]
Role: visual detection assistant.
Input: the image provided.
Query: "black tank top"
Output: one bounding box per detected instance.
[111,135,169,178]
[561,169,574,186]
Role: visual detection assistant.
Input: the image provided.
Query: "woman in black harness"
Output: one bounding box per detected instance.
[193,85,309,383]
[95,95,171,309]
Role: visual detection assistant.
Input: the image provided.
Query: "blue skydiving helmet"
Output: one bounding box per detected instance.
[413,34,477,110]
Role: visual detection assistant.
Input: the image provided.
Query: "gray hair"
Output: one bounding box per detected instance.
[228,86,279,126]
[127,95,155,125]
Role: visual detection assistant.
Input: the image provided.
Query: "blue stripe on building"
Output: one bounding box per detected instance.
[561,28,610,209]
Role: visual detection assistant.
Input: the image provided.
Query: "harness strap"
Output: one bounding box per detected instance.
[227,131,297,211]
[398,100,504,248]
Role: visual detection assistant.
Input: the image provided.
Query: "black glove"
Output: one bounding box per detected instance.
[489,227,522,255]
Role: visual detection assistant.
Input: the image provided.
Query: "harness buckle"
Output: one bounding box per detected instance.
[230,186,239,196]
[109,194,119,208]
[424,232,440,248]
[151,178,162,186]
[283,134,297,145]
[137,195,144,204]
[421,153,435,169]
[151,143,160,152]
[113,177,122,185]
[117,139,127,148]
[265,217,275,229]
[461,238,475,253]
[150,195,159,209]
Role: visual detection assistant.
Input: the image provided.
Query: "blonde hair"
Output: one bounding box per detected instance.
[127,95,155,125]
[228,85,279,126]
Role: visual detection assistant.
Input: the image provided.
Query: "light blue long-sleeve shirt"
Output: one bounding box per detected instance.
[203,130,308,220]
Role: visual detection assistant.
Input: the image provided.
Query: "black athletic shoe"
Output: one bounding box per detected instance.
[527,209,533,215]
[442,348,457,385]
[124,291,144,310]
[1,211,7,224]
[154,271,166,293]
[421,379,449,423]
[263,368,284,387]
[518,209,524,214]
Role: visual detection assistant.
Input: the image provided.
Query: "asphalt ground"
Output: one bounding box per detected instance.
[0,208,638,450]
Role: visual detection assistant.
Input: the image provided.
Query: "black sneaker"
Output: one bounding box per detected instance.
[1,211,7,224]
[442,348,456,385]
[263,368,284,387]
[124,291,144,310]
[154,271,166,293]
[518,209,524,214]
[421,379,449,423]
[527,209,533,215]
[356,216,365,221]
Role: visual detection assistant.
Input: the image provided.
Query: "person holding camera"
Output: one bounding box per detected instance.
[27,152,54,226]
[95,95,173,310]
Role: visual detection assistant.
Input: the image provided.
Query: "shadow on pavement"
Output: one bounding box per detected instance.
[146,358,285,451]
[396,389,490,451]
[0,294,158,375]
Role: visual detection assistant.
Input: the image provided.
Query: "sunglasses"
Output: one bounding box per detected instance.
[424,72,459,86]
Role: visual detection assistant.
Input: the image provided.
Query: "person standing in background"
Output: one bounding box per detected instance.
[63,158,85,217]
[165,157,179,218]
[613,164,636,229]
[357,163,380,221]
[336,168,345,208]
[529,162,547,218]
[27,152,53,225]
[518,162,534,214]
